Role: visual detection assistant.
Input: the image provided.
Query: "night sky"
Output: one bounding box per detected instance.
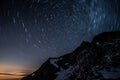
[0,0,120,80]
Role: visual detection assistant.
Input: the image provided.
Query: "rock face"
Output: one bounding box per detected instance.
[21,31,120,80]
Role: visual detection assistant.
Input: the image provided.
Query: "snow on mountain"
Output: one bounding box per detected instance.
[21,31,120,80]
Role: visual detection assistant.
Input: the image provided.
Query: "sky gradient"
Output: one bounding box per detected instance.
[0,0,120,80]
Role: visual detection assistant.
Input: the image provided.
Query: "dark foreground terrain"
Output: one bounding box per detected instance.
[22,31,120,80]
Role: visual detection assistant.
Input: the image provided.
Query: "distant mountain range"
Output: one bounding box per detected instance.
[21,31,120,80]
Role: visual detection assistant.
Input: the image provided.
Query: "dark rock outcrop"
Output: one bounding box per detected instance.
[21,31,120,80]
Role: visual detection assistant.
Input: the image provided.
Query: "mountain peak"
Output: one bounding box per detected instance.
[22,31,120,80]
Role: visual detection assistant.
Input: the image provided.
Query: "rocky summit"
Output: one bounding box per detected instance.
[22,31,120,80]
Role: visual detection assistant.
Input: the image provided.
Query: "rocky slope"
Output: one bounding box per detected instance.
[21,31,120,80]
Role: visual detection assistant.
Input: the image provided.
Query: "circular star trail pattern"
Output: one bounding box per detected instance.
[0,0,120,69]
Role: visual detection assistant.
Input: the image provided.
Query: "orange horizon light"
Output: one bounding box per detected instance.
[0,64,36,80]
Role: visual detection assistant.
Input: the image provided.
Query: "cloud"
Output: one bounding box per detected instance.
[0,72,26,76]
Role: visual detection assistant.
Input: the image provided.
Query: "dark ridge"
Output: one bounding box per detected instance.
[92,31,120,44]
[21,31,120,80]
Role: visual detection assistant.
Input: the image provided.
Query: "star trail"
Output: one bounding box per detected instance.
[0,0,120,80]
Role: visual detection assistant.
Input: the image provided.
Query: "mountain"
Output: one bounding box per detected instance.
[21,31,120,80]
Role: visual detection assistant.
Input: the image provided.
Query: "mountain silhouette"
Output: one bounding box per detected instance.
[21,31,120,80]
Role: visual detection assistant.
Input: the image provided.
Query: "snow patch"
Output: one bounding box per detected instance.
[55,66,73,80]
[50,59,59,68]
[96,42,100,45]
[31,73,35,77]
